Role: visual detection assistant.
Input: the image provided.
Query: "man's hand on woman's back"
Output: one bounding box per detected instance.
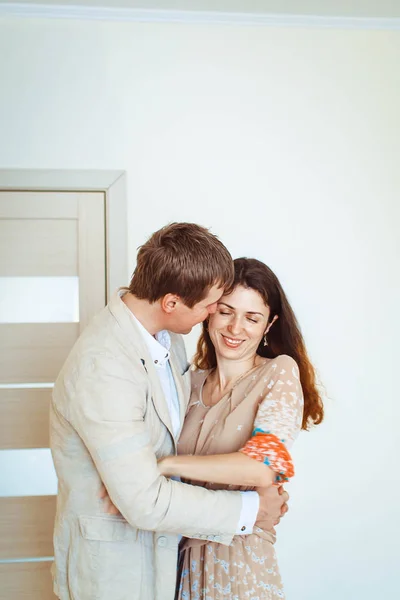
[255,485,289,530]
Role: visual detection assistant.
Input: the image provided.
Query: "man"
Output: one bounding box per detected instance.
[50,223,288,600]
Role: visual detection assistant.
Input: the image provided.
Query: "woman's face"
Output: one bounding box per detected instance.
[208,285,272,363]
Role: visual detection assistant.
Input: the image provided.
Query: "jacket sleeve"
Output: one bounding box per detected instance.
[69,353,242,544]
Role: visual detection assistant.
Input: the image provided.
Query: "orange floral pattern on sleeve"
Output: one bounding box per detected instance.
[239,428,294,482]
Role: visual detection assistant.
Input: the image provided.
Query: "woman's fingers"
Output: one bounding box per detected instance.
[98,483,107,499]
[105,499,121,516]
[98,483,121,515]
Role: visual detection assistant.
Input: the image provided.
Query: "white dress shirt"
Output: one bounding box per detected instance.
[131,314,180,437]
[130,312,259,535]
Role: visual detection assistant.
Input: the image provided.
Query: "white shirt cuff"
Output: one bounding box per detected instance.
[236,491,259,535]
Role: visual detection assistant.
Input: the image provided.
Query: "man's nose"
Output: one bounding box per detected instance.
[207,303,218,315]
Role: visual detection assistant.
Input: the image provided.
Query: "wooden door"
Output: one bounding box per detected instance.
[0,191,106,599]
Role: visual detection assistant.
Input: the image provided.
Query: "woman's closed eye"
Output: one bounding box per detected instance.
[219,310,258,324]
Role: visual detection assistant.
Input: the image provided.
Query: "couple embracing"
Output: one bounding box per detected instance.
[50,222,323,600]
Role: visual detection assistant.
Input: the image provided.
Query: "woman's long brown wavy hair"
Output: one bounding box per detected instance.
[193,257,324,430]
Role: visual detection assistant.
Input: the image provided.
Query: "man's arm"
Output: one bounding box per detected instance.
[69,357,246,544]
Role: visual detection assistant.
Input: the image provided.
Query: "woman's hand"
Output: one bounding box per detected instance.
[98,483,121,516]
[157,456,176,477]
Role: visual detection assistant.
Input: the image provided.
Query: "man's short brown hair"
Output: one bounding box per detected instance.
[129,223,233,307]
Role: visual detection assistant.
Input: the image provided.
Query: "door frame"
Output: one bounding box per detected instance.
[0,169,128,299]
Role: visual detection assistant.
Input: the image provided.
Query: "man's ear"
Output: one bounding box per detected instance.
[160,294,180,314]
[265,314,279,334]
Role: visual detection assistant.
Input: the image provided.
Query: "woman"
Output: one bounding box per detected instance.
[158,257,324,600]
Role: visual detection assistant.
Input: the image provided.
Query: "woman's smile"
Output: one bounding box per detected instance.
[220,334,245,349]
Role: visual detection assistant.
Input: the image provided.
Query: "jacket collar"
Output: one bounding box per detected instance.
[130,312,171,368]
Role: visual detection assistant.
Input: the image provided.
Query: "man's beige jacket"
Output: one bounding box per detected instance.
[50,292,242,600]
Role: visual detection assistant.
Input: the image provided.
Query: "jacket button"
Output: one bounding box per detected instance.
[157,536,167,547]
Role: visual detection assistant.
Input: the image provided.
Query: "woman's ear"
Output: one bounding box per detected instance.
[265,314,279,334]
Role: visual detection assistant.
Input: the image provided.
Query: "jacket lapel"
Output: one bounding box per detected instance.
[141,354,175,442]
[168,348,188,440]
[108,291,175,442]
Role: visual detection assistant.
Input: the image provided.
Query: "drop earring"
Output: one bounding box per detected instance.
[263,332,268,346]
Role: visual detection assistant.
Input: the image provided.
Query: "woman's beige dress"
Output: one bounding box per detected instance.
[176,355,304,600]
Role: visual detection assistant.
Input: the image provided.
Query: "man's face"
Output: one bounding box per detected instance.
[168,284,224,334]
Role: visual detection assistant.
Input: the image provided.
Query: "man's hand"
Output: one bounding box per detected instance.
[255,485,289,530]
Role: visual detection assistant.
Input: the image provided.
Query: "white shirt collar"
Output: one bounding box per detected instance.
[129,312,171,368]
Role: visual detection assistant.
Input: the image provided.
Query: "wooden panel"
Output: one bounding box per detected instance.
[0,496,56,559]
[0,191,79,219]
[78,192,106,331]
[0,561,56,600]
[104,173,128,299]
[0,219,78,276]
[0,388,51,449]
[0,323,79,383]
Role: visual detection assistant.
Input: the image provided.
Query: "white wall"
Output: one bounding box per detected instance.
[0,15,399,598]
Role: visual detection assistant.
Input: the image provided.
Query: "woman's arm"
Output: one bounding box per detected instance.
[158,451,275,487]
[160,356,303,489]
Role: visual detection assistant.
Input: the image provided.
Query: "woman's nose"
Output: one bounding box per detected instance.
[228,318,242,336]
